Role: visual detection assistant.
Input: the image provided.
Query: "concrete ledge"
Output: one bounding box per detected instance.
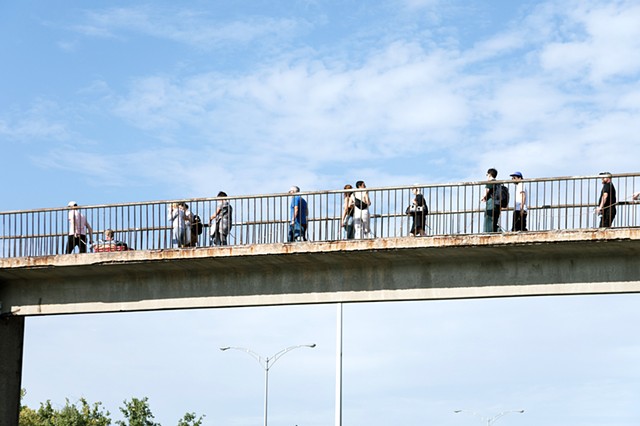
[1,228,639,316]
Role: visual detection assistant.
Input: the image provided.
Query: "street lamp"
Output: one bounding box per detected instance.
[454,409,525,426]
[220,344,316,426]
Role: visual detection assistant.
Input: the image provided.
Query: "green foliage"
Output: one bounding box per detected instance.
[115,397,159,426]
[176,412,205,426]
[19,397,111,426]
[20,392,205,426]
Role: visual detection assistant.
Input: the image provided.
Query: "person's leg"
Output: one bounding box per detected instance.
[66,235,74,254]
[522,211,528,231]
[484,211,493,232]
[362,209,371,237]
[78,235,87,253]
[513,210,523,231]
[354,211,363,239]
[492,210,501,232]
[600,209,613,228]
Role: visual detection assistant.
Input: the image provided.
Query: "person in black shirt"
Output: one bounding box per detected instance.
[596,172,617,228]
[481,168,501,232]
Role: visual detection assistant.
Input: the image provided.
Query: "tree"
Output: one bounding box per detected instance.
[19,394,111,426]
[20,391,204,426]
[177,412,205,426]
[115,397,159,426]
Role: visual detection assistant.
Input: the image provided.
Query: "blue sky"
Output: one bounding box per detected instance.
[2,0,640,424]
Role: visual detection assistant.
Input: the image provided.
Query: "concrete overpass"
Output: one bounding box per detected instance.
[2,228,640,424]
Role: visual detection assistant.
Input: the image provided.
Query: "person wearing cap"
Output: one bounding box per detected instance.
[596,172,617,228]
[66,201,93,254]
[510,172,528,231]
[287,186,308,242]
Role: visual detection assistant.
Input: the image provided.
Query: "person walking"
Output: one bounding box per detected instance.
[510,172,528,231]
[288,186,308,242]
[352,180,372,238]
[596,172,617,228]
[66,201,93,253]
[406,187,428,236]
[481,168,501,232]
[341,184,355,239]
[210,191,233,246]
[168,202,188,247]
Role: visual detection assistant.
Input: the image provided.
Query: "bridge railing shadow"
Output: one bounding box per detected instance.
[1,173,639,258]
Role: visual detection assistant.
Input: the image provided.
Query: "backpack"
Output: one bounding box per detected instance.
[191,215,203,235]
[493,184,509,209]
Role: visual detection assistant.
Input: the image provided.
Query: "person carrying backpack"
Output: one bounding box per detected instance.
[481,168,506,233]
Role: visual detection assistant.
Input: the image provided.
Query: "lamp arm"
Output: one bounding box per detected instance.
[267,344,315,370]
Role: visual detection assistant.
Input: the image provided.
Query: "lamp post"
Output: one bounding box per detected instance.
[220,344,316,426]
[454,409,525,426]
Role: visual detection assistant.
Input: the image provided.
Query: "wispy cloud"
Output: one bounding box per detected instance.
[69,6,305,49]
[20,0,640,197]
[0,100,69,142]
[539,0,640,84]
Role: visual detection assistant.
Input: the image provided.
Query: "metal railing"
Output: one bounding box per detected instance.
[1,173,639,258]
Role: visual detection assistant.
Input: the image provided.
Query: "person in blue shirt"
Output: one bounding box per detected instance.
[288,186,308,242]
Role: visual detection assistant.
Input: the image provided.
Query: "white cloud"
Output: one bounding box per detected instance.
[0,100,69,142]
[16,0,640,197]
[70,6,304,49]
[539,0,640,84]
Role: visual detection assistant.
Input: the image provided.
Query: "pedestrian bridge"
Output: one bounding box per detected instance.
[1,172,640,316]
[2,173,640,424]
[1,228,640,317]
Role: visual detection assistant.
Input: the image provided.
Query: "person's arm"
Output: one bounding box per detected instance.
[363,191,371,206]
[597,191,609,213]
[481,187,490,202]
[520,189,526,216]
[69,211,77,236]
[342,198,352,224]
[293,205,299,224]
[210,206,222,222]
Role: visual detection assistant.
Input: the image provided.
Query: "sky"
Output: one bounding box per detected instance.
[2,0,640,424]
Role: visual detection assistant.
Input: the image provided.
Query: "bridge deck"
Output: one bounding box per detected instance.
[2,228,639,316]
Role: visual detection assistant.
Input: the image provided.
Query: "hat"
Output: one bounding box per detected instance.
[510,171,523,178]
[288,186,300,194]
[67,201,78,207]
[599,171,612,177]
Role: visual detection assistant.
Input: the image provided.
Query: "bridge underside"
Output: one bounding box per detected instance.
[2,228,639,317]
[1,228,640,423]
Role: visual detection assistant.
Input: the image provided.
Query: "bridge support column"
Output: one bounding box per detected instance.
[0,316,24,425]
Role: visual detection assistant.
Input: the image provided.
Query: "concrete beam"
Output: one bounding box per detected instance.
[0,316,24,426]
[1,229,640,316]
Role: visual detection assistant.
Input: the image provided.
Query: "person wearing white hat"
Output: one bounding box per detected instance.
[66,201,93,253]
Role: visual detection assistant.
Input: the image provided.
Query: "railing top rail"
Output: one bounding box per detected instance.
[1,173,638,215]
